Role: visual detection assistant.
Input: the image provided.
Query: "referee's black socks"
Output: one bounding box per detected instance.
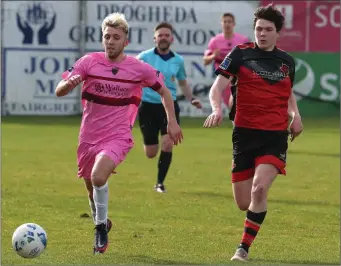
[157,151,172,184]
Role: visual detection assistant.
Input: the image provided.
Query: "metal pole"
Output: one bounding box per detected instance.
[79,0,86,58]
[1,0,6,116]
[77,0,87,115]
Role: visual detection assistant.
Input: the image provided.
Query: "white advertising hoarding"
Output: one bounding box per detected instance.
[4,50,81,115]
[2,1,80,115]
[3,1,256,116]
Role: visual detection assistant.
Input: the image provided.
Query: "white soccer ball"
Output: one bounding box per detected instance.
[12,223,48,258]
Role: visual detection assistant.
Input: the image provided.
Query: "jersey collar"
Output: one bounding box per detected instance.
[254,42,278,53]
[153,47,175,58]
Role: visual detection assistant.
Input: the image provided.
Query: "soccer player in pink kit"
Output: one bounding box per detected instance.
[203,13,249,110]
[55,13,183,254]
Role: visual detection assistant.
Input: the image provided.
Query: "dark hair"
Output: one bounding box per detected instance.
[253,4,285,32]
[222,12,235,22]
[154,22,173,32]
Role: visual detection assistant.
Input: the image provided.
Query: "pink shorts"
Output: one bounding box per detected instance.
[77,138,134,179]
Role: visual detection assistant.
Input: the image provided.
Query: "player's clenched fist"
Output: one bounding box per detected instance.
[55,74,83,97]
[66,75,82,90]
[191,98,203,109]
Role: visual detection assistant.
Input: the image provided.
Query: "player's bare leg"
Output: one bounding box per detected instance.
[91,155,116,254]
[231,164,278,261]
[143,144,164,192]
[232,178,253,211]
[144,144,159,159]
[143,135,173,193]
[83,178,112,232]
[84,178,97,223]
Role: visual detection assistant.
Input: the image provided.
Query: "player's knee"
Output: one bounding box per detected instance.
[145,149,157,158]
[161,136,173,152]
[236,202,249,211]
[146,150,158,158]
[144,145,158,158]
[251,183,267,203]
[91,171,107,187]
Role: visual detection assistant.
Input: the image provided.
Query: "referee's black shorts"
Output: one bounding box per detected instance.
[138,101,180,145]
[231,127,289,183]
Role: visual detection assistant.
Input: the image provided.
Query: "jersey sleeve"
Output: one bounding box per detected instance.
[61,54,90,81]
[136,51,146,61]
[176,58,187,81]
[140,62,165,91]
[204,37,216,56]
[215,46,243,79]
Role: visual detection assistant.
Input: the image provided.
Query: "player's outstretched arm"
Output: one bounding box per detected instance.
[55,75,82,97]
[288,92,303,142]
[158,86,183,145]
[178,80,202,109]
[203,75,232,128]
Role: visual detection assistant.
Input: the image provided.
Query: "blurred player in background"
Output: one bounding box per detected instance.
[203,5,303,261]
[55,13,183,254]
[137,22,202,193]
[203,13,249,111]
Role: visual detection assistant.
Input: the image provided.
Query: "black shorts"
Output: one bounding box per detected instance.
[138,101,180,145]
[231,127,289,183]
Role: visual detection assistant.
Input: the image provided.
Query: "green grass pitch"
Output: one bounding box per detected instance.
[2,116,340,265]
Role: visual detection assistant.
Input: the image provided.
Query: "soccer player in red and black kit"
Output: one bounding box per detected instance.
[203,4,303,261]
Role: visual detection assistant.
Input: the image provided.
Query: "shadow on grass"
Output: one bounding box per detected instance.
[116,254,339,265]
[250,257,339,265]
[186,191,339,208]
[128,254,199,265]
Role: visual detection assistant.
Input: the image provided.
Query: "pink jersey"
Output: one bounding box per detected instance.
[61,52,165,145]
[204,33,249,70]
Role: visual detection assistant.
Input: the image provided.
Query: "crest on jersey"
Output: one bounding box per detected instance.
[156,70,160,77]
[280,63,289,76]
[220,57,232,70]
[112,67,119,75]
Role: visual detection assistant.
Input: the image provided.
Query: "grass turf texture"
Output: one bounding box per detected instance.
[2,116,340,265]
